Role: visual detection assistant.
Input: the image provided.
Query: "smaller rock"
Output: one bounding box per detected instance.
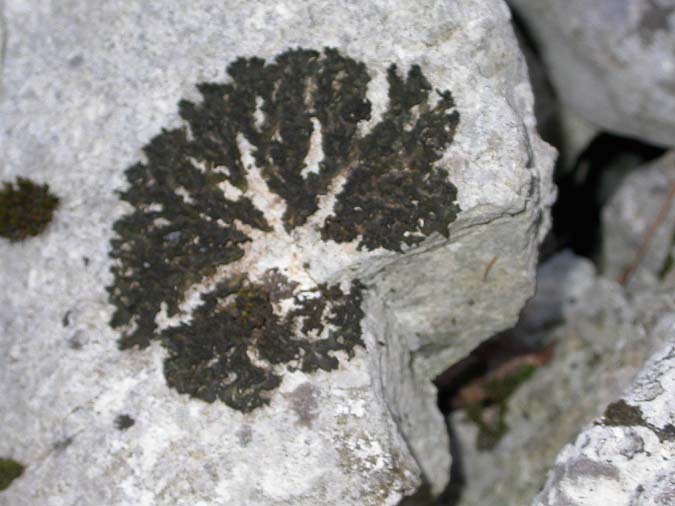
[533,334,675,506]
[601,151,675,287]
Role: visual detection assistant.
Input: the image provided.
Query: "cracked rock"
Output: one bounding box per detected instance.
[0,0,554,504]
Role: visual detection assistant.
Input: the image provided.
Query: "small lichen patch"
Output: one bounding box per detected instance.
[602,399,675,443]
[108,47,461,411]
[0,177,59,241]
[114,414,135,430]
[0,458,25,492]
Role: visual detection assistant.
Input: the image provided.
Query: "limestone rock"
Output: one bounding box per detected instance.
[509,0,675,147]
[451,251,675,506]
[0,1,554,504]
[601,151,675,288]
[533,333,675,506]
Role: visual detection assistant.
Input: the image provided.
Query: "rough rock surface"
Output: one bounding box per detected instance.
[533,334,675,506]
[452,251,675,506]
[509,0,675,147]
[0,1,554,504]
[602,151,675,288]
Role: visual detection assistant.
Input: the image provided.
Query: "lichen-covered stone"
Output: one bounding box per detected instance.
[108,48,459,411]
[533,334,675,506]
[0,0,554,504]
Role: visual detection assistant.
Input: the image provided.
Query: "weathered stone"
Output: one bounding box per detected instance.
[451,251,675,506]
[509,0,675,147]
[533,333,675,506]
[513,22,597,169]
[601,151,675,288]
[0,1,554,504]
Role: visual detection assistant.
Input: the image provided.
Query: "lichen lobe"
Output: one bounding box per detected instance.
[602,399,675,443]
[0,177,59,241]
[108,47,461,411]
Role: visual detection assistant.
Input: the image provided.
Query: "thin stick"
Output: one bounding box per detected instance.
[483,256,498,282]
[619,178,675,286]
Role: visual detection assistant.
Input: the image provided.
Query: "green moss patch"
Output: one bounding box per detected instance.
[0,458,25,492]
[0,177,59,241]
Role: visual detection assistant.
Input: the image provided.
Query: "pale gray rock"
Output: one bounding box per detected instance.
[533,330,675,506]
[0,1,554,504]
[514,24,597,169]
[509,0,675,147]
[452,251,675,506]
[601,151,675,288]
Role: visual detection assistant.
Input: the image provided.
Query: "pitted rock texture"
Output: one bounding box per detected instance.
[109,47,460,411]
[509,0,675,147]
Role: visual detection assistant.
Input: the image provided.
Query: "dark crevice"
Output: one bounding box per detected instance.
[399,327,554,505]
[551,133,666,260]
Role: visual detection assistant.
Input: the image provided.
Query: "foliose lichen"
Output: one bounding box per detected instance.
[108,47,461,411]
[0,177,59,241]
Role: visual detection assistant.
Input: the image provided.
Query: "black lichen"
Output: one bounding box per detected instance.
[108,47,460,411]
[0,177,59,241]
[163,278,364,412]
[0,458,25,491]
[322,66,460,251]
[602,399,675,443]
[114,414,135,431]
